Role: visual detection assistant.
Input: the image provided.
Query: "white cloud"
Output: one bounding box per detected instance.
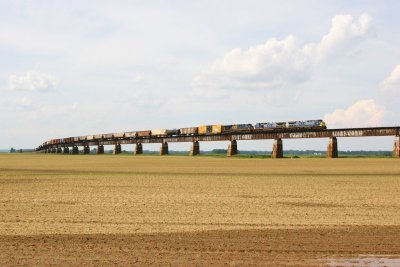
[193,13,372,94]
[8,70,58,92]
[324,99,387,128]
[380,64,400,97]
[305,13,372,62]
[1,96,35,111]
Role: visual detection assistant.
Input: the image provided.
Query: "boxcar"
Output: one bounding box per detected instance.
[125,131,137,138]
[113,132,125,138]
[180,127,198,135]
[166,129,180,135]
[198,125,213,134]
[212,125,223,134]
[103,133,114,139]
[152,129,168,136]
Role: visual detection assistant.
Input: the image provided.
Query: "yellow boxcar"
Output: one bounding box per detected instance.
[212,125,222,134]
[199,125,217,134]
[198,125,208,134]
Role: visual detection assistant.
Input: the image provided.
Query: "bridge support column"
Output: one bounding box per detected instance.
[272,138,283,158]
[72,146,79,155]
[51,148,57,154]
[227,140,238,156]
[113,144,121,155]
[327,137,338,158]
[83,146,90,155]
[135,143,143,155]
[393,136,400,157]
[97,145,104,154]
[160,142,169,155]
[189,141,200,156]
[63,147,69,154]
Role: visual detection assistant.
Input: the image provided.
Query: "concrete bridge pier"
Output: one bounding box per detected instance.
[113,144,121,154]
[51,148,57,154]
[63,147,69,154]
[56,147,62,154]
[160,142,169,155]
[227,140,238,156]
[72,146,79,154]
[189,141,200,156]
[97,145,104,154]
[83,146,90,155]
[135,143,143,155]
[393,136,400,157]
[272,138,283,158]
[327,137,338,158]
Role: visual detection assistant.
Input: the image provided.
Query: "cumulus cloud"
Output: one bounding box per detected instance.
[8,70,57,92]
[323,99,387,128]
[193,13,372,94]
[380,64,400,97]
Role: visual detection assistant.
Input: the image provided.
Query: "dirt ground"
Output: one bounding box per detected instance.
[1,154,399,266]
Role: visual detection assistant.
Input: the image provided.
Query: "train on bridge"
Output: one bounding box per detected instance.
[43,120,327,146]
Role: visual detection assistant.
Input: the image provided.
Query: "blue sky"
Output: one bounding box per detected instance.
[1,1,399,151]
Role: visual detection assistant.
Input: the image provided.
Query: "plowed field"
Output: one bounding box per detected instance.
[1,154,399,266]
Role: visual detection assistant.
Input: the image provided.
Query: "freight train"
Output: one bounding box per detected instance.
[42,119,326,146]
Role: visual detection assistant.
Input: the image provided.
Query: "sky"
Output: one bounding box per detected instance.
[1,1,399,151]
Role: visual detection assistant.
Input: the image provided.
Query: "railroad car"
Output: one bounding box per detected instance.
[124,131,137,138]
[198,125,213,134]
[226,124,252,133]
[152,129,168,136]
[255,122,286,130]
[86,135,95,141]
[287,120,326,129]
[64,137,74,143]
[78,136,87,141]
[137,130,151,137]
[167,129,180,136]
[103,133,114,139]
[180,127,198,135]
[151,129,180,136]
[113,132,125,138]
[94,134,103,139]
[212,125,223,134]
[73,137,79,142]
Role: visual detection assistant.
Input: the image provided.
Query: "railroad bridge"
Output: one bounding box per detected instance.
[37,126,400,158]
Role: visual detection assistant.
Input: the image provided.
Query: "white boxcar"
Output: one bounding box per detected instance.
[180,127,198,135]
[125,131,137,138]
[113,132,125,138]
[86,135,95,141]
[94,134,103,139]
[103,133,113,139]
[152,129,168,136]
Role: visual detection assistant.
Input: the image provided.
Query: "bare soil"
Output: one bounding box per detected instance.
[1,154,399,266]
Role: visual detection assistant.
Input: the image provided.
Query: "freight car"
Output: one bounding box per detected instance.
[137,130,151,137]
[124,131,137,138]
[151,129,180,136]
[180,127,198,135]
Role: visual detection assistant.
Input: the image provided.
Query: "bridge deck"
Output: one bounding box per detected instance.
[38,126,400,149]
